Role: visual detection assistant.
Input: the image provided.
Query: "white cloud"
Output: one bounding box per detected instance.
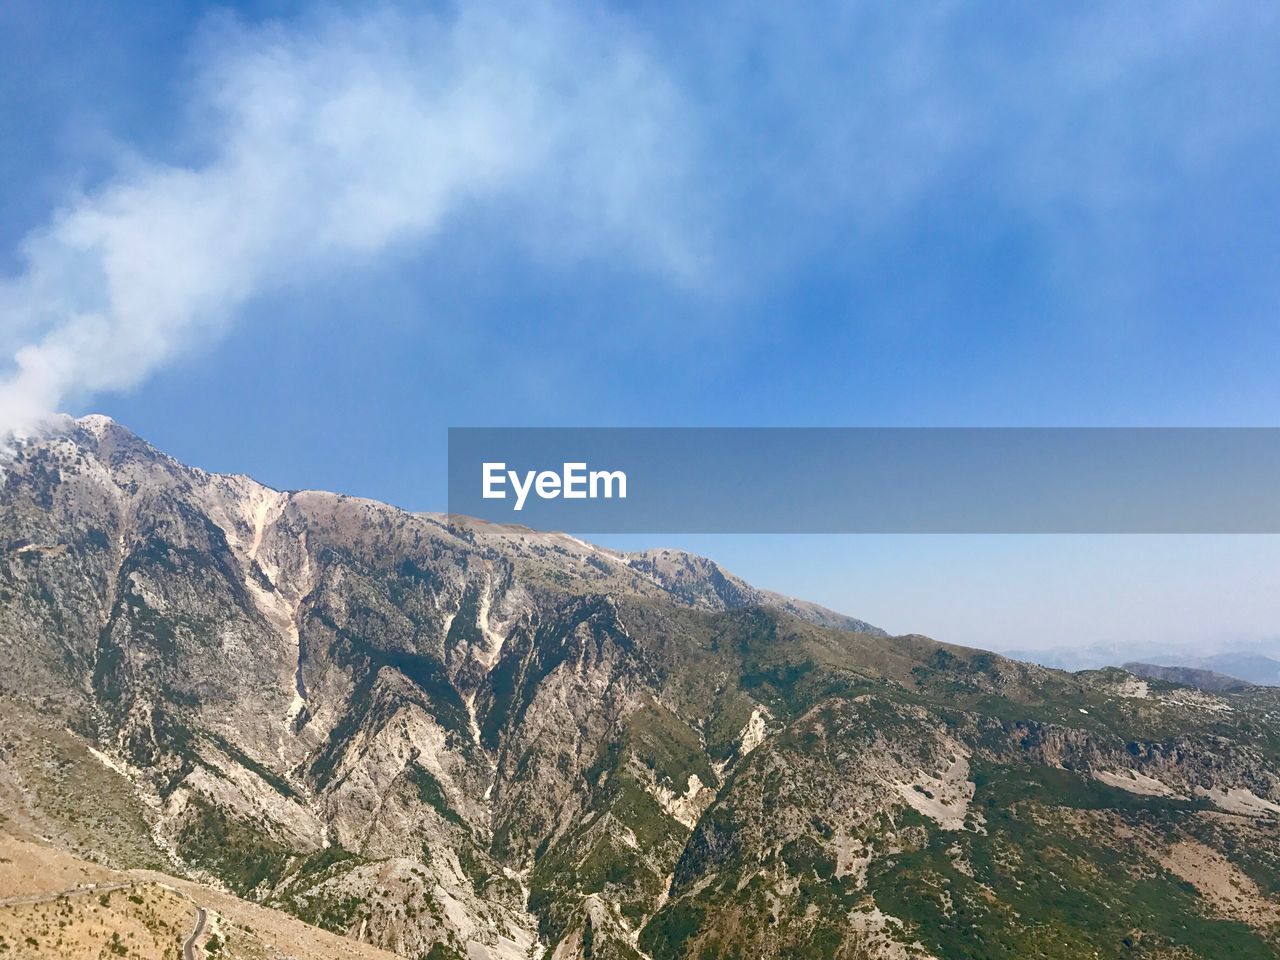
[4,1,1277,438]
[0,1,703,436]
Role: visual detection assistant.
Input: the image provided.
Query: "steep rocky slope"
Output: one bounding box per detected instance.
[2,415,1279,959]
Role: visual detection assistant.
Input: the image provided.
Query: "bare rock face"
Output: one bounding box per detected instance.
[3,416,1280,960]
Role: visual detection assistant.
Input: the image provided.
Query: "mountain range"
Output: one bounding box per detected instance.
[1,415,1279,959]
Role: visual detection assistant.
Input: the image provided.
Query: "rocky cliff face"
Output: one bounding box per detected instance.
[2,416,1279,959]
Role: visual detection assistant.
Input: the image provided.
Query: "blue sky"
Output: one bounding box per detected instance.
[2,1,1278,655]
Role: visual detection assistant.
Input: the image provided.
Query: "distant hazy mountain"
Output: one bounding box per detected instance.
[1122,662,1253,693]
[1145,652,1280,687]
[1004,643,1280,688]
[3,415,1280,959]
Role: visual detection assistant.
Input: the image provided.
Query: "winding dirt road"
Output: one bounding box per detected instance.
[183,905,207,960]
